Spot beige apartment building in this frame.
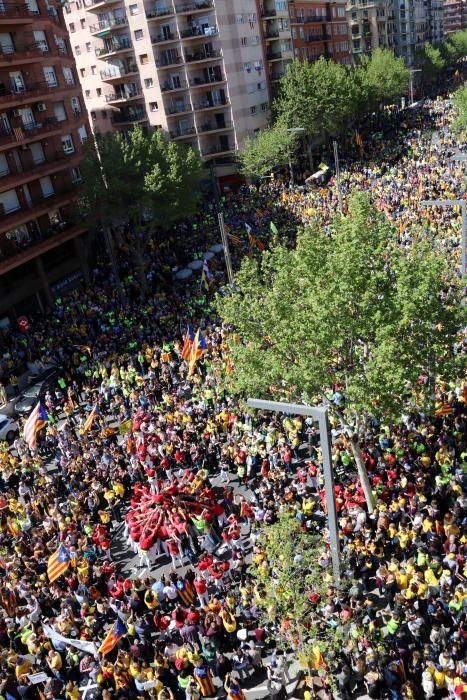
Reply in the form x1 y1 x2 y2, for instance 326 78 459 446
63 0 271 177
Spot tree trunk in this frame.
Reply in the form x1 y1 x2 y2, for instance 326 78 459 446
349 434 375 514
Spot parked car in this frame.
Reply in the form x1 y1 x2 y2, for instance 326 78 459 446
14 368 61 416
0 394 20 418
0 414 18 443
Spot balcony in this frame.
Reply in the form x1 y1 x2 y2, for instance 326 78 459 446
90 16 128 35
201 143 235 158
169 125 196 139
110 110 147 125
0 3 35 23
0 223 87 276
0 150 82 192
175 1 214 14
189 74 225 88
146 6 175 20
165 102 192 115
105 88 143 103
86 0 122 12
95 38 133 58
179 26 218 40
0 185 82 235
193 98 229 111
184 48 221 64
264 30 279 39
155 54 183 67
151 31 178 44
198 120 233 133
267 50 283 60
0 80 76 109
161 79 188 92
0 42 70 65
260 8 277 19
100 66 138 81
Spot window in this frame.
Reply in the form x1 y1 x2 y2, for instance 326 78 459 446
261 102 268 111
74 45 81 55
241 37 247 46
302 47 308 59
338 7 345 16
251 35 259 45
85 89 91 98
244 61 251 72
259 80 266 90
53 101 66 121
91 65 97 75
299 27 304 39
80 68 86 78
139 53 149 64
69 22 75 32
78 125 87 143
129 3 139 14
70 166 82 183
101 110 107 118
43 66 57 87
294 47 299 58
63 66 74 85
40 176 54 198
90 111 96 119
250 105 257 115
134 29 143 40
80 18 86 28
236 14 244 23
71 96 81 114
276 1 287 10
150 101 158 111
96 87 102 96
291 27 296 39
61 134 74 153
144 78 153 88
340 24 348 34
86 42 91 52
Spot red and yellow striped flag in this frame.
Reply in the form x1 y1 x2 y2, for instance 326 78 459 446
47 544 71 583
98 618 127 656
83 404 98 432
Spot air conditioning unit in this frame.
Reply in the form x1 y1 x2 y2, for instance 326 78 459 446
12 109 21 118
36 103 47 112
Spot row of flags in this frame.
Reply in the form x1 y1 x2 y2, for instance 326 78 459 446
23 401 99 449
47 543 127 655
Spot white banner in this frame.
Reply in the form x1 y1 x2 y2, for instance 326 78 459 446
43 624 98 658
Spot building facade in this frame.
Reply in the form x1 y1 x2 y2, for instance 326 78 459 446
0 0 90 320
289 0 351 65
63 0 270 172
443 0 466 34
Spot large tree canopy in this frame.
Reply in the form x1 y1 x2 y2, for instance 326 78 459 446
217 194 462 511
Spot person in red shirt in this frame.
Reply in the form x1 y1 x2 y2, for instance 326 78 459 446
194 575 209 607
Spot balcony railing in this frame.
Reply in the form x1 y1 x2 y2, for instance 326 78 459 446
169 125 196 138
166 103 191 114
260 8 277 17
0 80 73 105
151 31 177 43
95 38 132 56
146 6 175 19
265 30 279 38
201 143 234 156
155 54 183 67
267 50 282 59
189 74 224 87
0 184 81 220
179 25 218 38
105 88 143 102
175 1 213 12
193 98 228 110
100 65 138 80
0 3 35 19
90 16 128 33
184 48 221 63
110 111 147 124
161 79 188 91
198 120 232 133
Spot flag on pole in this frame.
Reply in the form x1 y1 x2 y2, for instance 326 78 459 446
181 325 195 361
245 223 252 234
200 259 213 291
83 404 98 432
355 130 364 156
270 221 278 235
98 618 127 656
47 543 71 583
127 428 135 455
188 329 208 376
23 402 49 450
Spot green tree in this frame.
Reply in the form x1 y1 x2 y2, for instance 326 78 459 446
216 194 461 513
415 42 446 84
453 84 467 137
238 120 299 179
440 30 467 67
361 49 409 109
82 127 203 296
250 513 346 677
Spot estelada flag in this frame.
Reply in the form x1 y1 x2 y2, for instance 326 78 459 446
83 404 98 432
24 402 48 450
193 664 215 697
181 325 195 361
98 617 127 656
127 429 135 455
188 329 208 376
47 543 71 583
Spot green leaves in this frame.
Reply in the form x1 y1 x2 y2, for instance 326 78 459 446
238 120 299 179
361 49 409 110
453 85 467 137
415 43 446 84
216 194 462 428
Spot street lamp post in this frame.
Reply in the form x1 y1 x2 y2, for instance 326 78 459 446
421 199 466 300
333 140 343 213
246 397 341 584
286 127 305 186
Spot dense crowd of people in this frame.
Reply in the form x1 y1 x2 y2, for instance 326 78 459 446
0 93 465 700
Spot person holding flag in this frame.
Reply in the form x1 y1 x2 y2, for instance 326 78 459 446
181 325 196 361
188 329 208 377
82 404 99 433
47 543 71 583
200 259 214 292
23 402 48 450
98 617 127 657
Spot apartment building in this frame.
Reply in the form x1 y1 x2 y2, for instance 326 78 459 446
257 0 293 85
0 0 90 319
289 0 351 65
444 0 467 33
347 0 396 57
63 0 270 173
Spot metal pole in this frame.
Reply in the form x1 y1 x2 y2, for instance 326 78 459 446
409 73 414 105
218 211 234 286
333 140 343 214
246 398 341 584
